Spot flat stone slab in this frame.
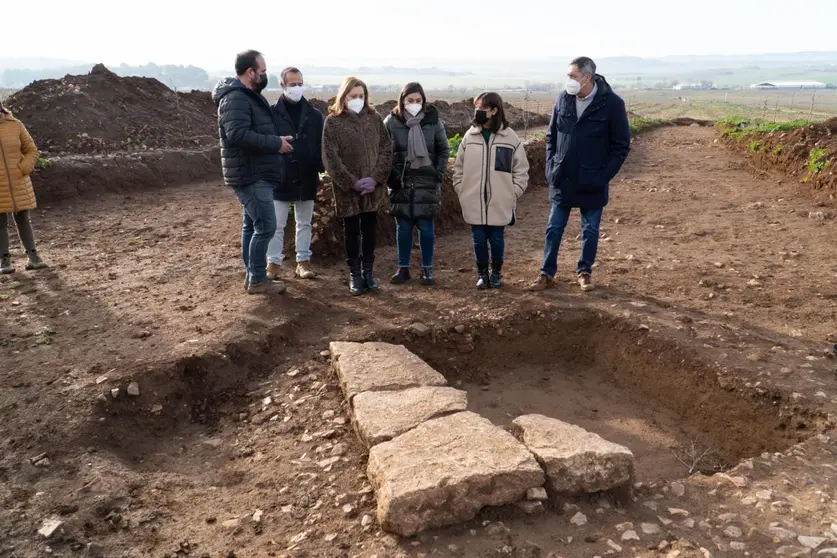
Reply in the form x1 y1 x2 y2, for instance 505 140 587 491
367 411 545 536
353 386 468 447
329 342 447 401
513 414 634 495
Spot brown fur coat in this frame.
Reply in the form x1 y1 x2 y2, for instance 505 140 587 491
322 108 392 218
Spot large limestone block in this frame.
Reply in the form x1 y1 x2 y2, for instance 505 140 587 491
513 414 634 494
353 386 468 447
329 342 447 401
367 411 545 536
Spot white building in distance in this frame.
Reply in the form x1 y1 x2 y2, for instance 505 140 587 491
750 81 827 90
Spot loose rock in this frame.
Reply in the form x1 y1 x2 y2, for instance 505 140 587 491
526 487 548 501
621 530 640 542
798 537 827 550
724 526 743 539
38 517 63 539
407 323 431 337
642 523 661 535
775 546 813 557
570 512 587 526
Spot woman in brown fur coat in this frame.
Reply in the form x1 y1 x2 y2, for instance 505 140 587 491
322 77 392 295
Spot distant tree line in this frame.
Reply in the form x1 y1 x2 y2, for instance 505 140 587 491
1 63 210 89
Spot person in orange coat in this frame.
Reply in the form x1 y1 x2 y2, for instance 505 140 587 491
0 101 48 274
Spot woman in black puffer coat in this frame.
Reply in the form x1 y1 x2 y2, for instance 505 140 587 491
383 82 450 286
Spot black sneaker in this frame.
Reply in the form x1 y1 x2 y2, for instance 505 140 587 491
419 267 434 286
25 251 48 271
0 254 13 275
489 262 504 288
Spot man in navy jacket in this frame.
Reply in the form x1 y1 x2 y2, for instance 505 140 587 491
530 57 631 292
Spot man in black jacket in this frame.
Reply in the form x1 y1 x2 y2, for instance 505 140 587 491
212 50 293 295
265 67 324 281
530 56 631 293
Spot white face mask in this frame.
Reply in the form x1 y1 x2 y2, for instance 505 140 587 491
284 85 305 103
405 103 423 117
347 98 365 114
565 78 583 96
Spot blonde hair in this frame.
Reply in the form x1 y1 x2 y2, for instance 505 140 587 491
330 76 371 116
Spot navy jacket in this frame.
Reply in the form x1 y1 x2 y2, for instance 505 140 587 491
545 75 630 209
212 78 284 188
272 97 325 202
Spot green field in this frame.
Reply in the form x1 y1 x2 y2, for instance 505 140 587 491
620 90 837 122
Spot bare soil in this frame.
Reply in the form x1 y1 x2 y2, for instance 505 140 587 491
723 117 837 197
2 126 837 558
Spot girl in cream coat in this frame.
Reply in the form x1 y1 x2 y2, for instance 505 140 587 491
453 91 529 289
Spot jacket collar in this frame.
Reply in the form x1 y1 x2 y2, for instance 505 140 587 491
466 124 513 137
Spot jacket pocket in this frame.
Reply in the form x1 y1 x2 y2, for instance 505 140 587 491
584 115 608 137
579 164 606 186
494 146 513 173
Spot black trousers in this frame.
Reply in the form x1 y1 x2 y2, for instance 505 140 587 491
343 211 377 264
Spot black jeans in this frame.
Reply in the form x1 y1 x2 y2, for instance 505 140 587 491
0 210 37 255
343 212 377 264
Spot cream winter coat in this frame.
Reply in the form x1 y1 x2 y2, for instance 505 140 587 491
452 125 529 226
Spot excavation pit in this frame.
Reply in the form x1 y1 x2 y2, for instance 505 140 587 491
367 308 820 484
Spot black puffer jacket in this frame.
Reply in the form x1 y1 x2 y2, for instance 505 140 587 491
383 105 449 220
211 78 284 188
272 97 324 202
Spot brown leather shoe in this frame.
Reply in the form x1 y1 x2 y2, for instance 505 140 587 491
266 263 282 280
528 274 555 292
578 272 595 292
248 279 287 295
295 261 316 279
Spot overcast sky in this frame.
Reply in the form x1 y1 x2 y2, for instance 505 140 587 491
3 0 836 70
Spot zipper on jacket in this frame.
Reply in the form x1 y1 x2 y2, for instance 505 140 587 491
483 133 496 224
0 132 17 213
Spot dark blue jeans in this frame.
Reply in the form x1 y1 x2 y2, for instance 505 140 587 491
541 202 603 276
234 180 277 284
396 217 435 268
471 225 505 264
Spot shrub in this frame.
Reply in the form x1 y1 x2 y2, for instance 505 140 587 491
448 134 463 157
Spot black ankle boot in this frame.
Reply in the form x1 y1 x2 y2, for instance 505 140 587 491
390 267 411 284
420 267 434 286
348 260 365 296
476 262 490 290
490 261 503 288
362 257 379 293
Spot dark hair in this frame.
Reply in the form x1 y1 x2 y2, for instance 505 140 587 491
235 50 263 77
281 66 303 84
474 91 508 133
395 82 426 118
570 56 597 76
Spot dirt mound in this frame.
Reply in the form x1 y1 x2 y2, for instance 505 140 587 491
719 119 837 197
5 64 218 155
